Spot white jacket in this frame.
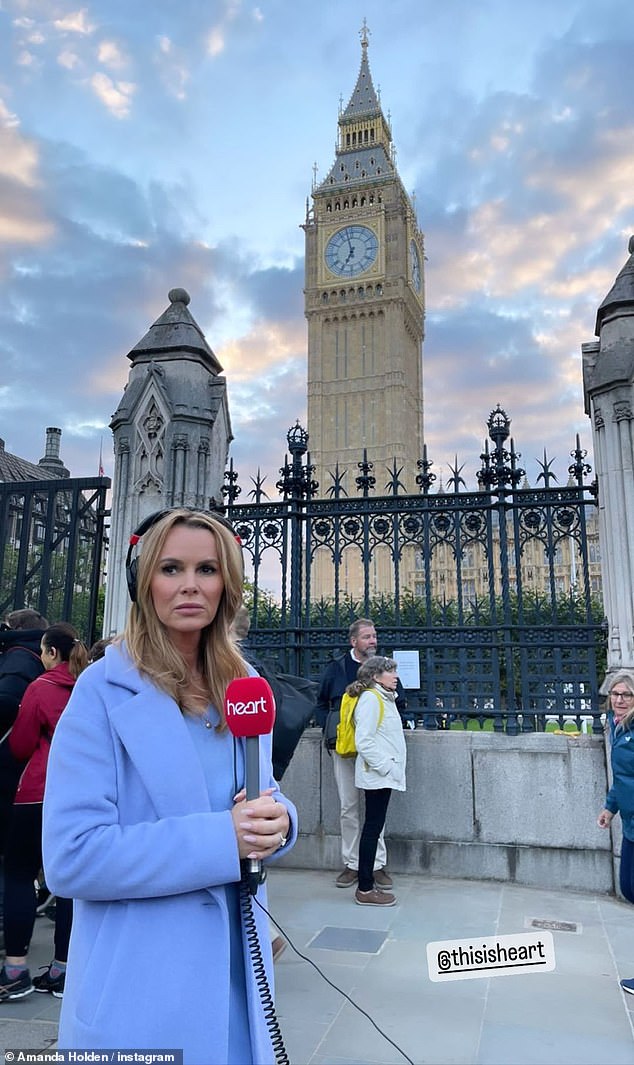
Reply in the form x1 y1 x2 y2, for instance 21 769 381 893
353 684 407 791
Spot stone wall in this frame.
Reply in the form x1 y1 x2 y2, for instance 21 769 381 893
278 729 615 894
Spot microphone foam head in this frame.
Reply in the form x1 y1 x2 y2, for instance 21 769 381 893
224 675 276 738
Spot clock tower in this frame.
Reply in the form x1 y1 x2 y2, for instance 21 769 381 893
304 23 425 492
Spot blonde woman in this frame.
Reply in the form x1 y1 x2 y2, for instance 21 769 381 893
346 655 406 907
43 509 296 1064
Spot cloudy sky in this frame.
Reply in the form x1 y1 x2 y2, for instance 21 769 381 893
1 0 633 495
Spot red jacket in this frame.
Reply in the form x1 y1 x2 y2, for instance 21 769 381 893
10 662 76 804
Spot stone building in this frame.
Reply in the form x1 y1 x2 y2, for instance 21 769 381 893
303 24 424 599
304 23 424 493
0 427 70 485
583 236 634 674
103 288 232 635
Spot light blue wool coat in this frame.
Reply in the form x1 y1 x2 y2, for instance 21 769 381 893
42 644 297 1065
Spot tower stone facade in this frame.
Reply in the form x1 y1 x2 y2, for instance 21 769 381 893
583 236 634 674
103 288 231 635
304 25 425 494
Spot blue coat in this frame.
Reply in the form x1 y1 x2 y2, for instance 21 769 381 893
43 644 297 1064
605 711 634 842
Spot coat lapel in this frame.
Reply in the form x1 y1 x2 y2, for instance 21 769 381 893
104 649 211 818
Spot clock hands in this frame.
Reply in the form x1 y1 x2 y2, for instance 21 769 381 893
325 225 378 277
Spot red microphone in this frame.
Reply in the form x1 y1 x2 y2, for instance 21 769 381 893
224 676 276 893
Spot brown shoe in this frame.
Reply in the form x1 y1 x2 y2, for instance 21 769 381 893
271 936 286 962
373 868 393 888
336 868 358 888
355 888 397 907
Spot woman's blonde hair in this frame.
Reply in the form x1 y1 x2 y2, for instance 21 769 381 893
123 509 247 721
346 655 397 698
607 669 634 732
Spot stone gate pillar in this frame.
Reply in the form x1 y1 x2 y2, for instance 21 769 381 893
103 288 232 635
583 237 634 675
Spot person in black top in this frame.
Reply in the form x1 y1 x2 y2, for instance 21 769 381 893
0 610 50 857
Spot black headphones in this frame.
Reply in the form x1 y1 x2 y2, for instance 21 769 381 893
125 509 240 603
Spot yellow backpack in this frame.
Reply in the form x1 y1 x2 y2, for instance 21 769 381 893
335 690 385 758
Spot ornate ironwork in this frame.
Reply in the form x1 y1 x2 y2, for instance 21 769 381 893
0 476 110 644
225 411 605 735
416 444 436 495
222 457 241 504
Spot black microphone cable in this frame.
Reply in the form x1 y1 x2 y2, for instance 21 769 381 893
255 896 416 1065
230 738 414 1064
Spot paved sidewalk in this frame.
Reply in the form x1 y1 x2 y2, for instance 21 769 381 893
2 870 634 1064
270 870 634 1065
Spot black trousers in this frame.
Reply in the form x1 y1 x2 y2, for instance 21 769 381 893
3 802 72 961
620 836 634 905
358 788 392 892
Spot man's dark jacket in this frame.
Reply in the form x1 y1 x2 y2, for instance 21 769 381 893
315 652 407 731
0 626 46 735
0 625 47 855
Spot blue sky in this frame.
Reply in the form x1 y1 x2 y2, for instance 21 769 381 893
1 0 633 493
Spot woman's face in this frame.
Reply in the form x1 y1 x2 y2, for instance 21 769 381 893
40 638 57 671
150 524 225 649
376 668 398 691
610 682 634 724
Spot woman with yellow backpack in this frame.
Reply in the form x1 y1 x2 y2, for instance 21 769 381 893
342 656 406 907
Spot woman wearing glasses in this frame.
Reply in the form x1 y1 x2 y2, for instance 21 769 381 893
597 669 634 995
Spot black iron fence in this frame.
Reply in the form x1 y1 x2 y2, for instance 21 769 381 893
225 408 606 734
0 476 110 645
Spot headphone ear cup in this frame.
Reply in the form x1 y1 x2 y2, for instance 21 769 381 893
125 510 169 604
126 555 139 603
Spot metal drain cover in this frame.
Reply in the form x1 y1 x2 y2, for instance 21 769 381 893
527 917 580 934
308 925 388 953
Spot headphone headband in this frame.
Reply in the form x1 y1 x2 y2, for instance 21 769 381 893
125 508 240 602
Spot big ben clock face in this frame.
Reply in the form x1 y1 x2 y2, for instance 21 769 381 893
325 225 379 278
410 239 422 293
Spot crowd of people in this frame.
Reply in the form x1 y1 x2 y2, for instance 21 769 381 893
0 509 633 1058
